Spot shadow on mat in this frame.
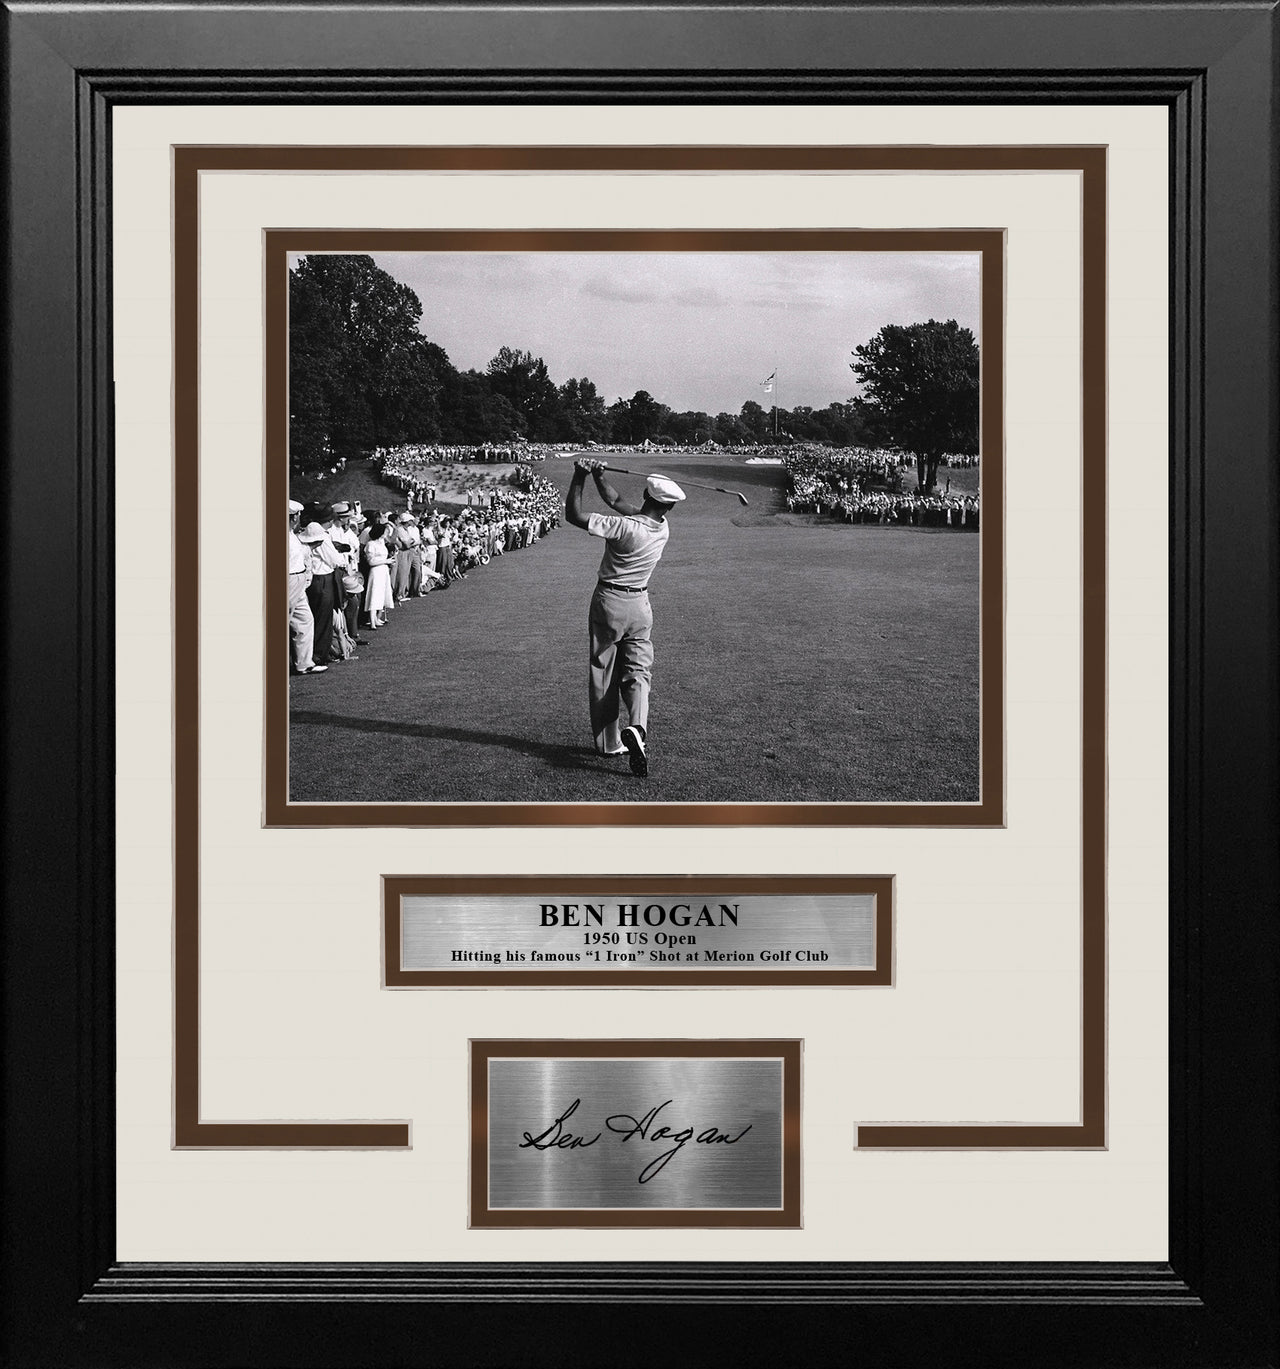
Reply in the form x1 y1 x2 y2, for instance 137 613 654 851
290 710 619 773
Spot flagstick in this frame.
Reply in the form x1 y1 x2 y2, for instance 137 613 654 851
760 368 779 439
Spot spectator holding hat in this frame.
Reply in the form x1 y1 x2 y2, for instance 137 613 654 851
436 518 459 583
419 514 440 586
322 503 353 647
329 502 367 644
565 459 686 777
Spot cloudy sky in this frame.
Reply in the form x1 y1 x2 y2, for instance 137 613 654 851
370 251 980 415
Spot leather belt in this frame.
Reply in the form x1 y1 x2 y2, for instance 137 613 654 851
597 581 648 594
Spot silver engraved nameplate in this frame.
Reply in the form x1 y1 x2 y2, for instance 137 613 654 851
471 1041 801 1228
387 877 892 987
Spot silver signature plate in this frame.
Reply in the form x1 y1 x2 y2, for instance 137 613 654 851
472 1042 801 1226
486 1056 784 1211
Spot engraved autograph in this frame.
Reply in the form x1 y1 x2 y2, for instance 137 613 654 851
519 1098 752 1183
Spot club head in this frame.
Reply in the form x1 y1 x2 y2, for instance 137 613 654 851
736 493 749 506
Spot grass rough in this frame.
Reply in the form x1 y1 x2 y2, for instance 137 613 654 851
289 452 980 804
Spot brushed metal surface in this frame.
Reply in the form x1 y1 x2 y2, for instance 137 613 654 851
402 894 874 972
486 1057 784 1210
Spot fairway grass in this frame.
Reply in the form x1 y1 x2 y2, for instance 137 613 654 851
289 452 980 805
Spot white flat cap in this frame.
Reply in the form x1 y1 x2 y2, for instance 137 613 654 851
645 474 686 503
288 499 304 514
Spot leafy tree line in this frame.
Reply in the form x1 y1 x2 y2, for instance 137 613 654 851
290 255 978 489
849 319 979 493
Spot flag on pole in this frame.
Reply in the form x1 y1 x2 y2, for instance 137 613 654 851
761 369 776 393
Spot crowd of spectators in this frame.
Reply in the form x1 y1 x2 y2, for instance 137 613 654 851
286 472 562 675
783 445 980 529
373 442 556 497
811 489 980 528
376 442 573 510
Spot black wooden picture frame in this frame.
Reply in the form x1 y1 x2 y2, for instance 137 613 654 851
2 3 1277 1366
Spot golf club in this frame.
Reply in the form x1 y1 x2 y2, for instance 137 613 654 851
592 461 750 506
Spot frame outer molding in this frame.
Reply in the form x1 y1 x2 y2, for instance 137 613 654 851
2 3 1277 1367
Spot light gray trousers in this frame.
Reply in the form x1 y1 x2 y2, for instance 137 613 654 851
587 584 653 752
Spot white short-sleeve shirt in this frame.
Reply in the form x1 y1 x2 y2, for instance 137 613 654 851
587 512 670 588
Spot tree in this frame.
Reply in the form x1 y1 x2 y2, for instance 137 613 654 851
556 376 609 442
445 370 527 443
814 401 872 448
849 319 979 492
739 399 770 441
605 397 632 444
664 410 714 445
603 390 670 445
486 346 561 440
289 254 441 475
712 411 748 445
396 339 456 442
626 390 670 443
288 266 345 473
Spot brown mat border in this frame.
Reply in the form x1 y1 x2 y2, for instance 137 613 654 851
172 145 1103 1150
262 215 1004 828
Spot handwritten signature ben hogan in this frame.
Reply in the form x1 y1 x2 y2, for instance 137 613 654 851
519 1097 752 1184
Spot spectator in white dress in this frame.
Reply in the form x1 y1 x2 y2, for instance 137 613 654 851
362 521 395 629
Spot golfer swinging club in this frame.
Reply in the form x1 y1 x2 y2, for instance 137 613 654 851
566 457 686 776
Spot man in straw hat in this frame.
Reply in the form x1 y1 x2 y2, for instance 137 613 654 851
329 502 367 644
565 459 685 777
288 503 327 675
393 511 423 602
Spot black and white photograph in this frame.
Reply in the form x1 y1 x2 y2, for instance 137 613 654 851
282 240 994 808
